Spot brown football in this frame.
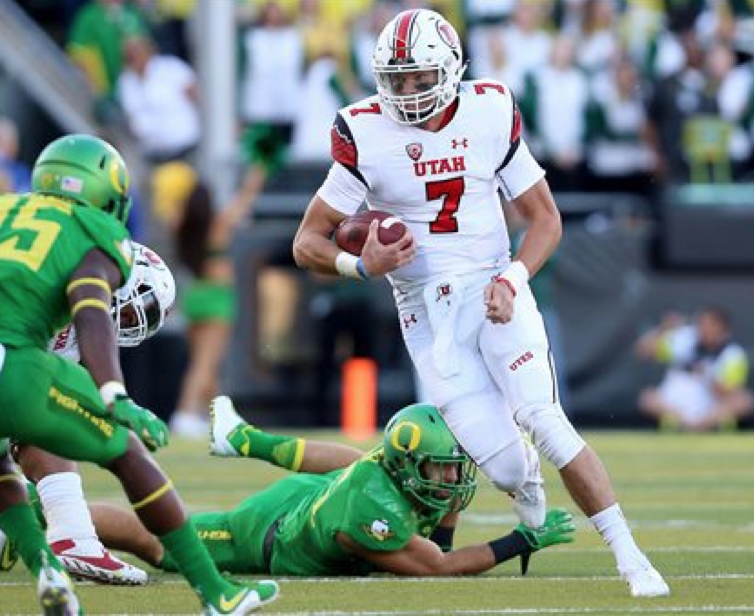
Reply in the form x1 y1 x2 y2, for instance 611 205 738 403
334 210 407 256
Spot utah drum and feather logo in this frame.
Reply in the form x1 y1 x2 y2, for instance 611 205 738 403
406 143 423 161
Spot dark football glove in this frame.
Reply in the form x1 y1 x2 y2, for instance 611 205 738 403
109 395 169 452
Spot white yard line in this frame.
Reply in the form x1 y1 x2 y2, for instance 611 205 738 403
463 513 754 528
7 572 754 587
254 609 754 615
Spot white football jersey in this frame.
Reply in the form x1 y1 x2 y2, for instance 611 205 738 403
318 79 544 287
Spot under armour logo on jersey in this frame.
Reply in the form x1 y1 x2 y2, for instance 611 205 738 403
406 142 423 161
402 313 418 329
451 138 468 149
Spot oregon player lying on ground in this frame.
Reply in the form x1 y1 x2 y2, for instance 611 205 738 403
29 400 575 577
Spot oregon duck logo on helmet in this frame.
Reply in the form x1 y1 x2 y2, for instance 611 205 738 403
31 134 132 225
382 404 477 512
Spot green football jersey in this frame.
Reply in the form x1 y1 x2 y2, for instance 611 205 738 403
270 449 445 575
0 193 133 349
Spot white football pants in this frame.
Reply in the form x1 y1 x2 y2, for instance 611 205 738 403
396 268 584 487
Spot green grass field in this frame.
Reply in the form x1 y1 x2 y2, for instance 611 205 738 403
3 430 753 615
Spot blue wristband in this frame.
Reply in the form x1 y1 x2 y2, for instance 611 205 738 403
356 258 369 280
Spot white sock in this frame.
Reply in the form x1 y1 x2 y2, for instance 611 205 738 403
37 472 103 556
590 503 649 572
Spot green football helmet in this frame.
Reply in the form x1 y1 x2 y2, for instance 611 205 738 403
382 404 477 513
31 134 132 224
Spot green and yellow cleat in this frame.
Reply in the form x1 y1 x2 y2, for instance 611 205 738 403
203 580 280 614
209 396 250 457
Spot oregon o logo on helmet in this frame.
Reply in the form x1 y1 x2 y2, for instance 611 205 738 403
109 160 130 195
436 21 458 49
390 421 422 452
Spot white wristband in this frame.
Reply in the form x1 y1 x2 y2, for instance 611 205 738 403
335 252 367 279
498 260 529 295
99 381 127 406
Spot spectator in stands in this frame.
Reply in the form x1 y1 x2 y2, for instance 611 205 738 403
708 40 754 178
238 1 304 177
66 0 148 121
550 0 589 32
619 0 665 78
572 0 619 78
584 54 659 196
141 0 197 62
291 0 365 162
723 50 754 178
117 33 201 164
469 2 552 92
350 3 395 93
466 19 516 87
290 48 351 162
519 33 589 191
465 0 516 29
0 117 31 194
498 1 553 93
647 27 723 183
151 161 267 438
636 306 754 432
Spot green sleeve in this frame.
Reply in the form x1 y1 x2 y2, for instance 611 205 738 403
337 462 416 552
72 207 133 284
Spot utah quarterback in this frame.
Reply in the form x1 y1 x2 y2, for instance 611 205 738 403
293 8 669 598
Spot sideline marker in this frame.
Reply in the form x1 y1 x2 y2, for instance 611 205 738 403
341 357 377 441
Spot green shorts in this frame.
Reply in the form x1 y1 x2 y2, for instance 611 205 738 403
162 474 322 574
0 346 129 465
180 280 237 324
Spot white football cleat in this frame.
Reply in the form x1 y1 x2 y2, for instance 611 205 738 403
509 437 547 529
51 539 148 586
209 396 247 457
203 580 280 614
621 564 671 597
37 551 80 616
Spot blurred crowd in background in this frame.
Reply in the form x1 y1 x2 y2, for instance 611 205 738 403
2 0 753 432
9 0 754 194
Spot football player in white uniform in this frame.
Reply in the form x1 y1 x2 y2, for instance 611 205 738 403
1 243 175 585
293 8 669 598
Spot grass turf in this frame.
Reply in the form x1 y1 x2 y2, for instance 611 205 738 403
2 430 752 615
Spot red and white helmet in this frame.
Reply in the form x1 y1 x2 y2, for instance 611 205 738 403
113 242 176 347
372 9 465 125
49 243 176 360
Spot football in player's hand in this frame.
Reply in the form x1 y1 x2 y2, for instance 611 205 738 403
334 210 407 256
